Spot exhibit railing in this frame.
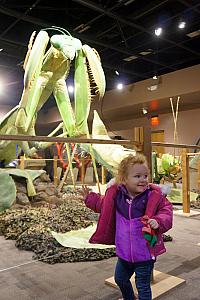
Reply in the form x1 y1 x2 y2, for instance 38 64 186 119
152 142 200 213
0 134 200 213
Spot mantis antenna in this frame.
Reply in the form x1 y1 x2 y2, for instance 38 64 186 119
52 26 72 36
41 26 72 36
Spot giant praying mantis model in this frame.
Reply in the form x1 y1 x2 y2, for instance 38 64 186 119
0 26 105 167
0 26 137 189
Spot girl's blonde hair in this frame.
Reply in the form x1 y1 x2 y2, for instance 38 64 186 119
116 153 148 184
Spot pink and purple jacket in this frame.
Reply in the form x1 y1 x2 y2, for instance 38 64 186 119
85 183 173 263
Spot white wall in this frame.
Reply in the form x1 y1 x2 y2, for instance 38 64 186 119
107 108 200 154
153 109 200 145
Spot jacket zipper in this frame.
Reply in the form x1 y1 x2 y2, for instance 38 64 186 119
128 198 134 262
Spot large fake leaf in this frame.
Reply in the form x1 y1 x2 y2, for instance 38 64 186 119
0 173 16 212
160 154 180 173
81 143 113 173
81 111 135 173
51 225 114 249
168 188 198 204
0 169 45 196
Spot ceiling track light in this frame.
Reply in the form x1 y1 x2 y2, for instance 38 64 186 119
142 108 148 115
147 85 158 91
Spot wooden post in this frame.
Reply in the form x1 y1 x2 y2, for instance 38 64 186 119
134 123 152 181
143 120 152 181
81 157 85 184
19 156 25 170
53 156 58 186
101 166 106 185
181 149 190 213
134 127 144 152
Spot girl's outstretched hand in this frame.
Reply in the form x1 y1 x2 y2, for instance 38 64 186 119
81 184 90 200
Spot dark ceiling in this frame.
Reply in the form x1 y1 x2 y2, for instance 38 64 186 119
0 0 200 110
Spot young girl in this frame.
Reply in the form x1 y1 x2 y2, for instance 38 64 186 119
82 154 173 300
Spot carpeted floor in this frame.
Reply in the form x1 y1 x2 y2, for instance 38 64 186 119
0 208 200 300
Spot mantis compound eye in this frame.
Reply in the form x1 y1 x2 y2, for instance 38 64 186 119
50 35 82 61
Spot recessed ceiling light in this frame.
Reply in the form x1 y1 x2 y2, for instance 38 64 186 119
178 21 186 29
117 83 123 90
67 85 74 93
154 27 162 36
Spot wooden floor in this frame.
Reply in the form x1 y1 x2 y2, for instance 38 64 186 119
105 270 185 299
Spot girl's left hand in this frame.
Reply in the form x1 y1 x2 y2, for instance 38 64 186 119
147 218 159 229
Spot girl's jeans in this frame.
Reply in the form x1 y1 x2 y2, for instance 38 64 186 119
114 257 154 300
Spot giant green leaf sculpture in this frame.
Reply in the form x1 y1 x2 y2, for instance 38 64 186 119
0 169 45 196
51 225 114 249
0 173 16 212
0 169 46 212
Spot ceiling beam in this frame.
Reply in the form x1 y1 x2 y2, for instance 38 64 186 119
177 0 200 14
0 5 176 70
0 0 42 38
0 7 175 77
73 0 200 57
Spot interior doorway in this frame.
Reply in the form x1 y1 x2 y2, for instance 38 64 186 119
151 130 165 156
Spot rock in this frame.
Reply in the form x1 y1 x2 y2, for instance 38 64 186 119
16 193 30 206
35 183 48 192
39 173 51 182
33 191 48 202
33 173 51 185
16 182 27 194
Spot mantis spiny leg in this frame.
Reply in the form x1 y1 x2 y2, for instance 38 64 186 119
65 142 76 190
58 144 78 193
86 130 101 194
